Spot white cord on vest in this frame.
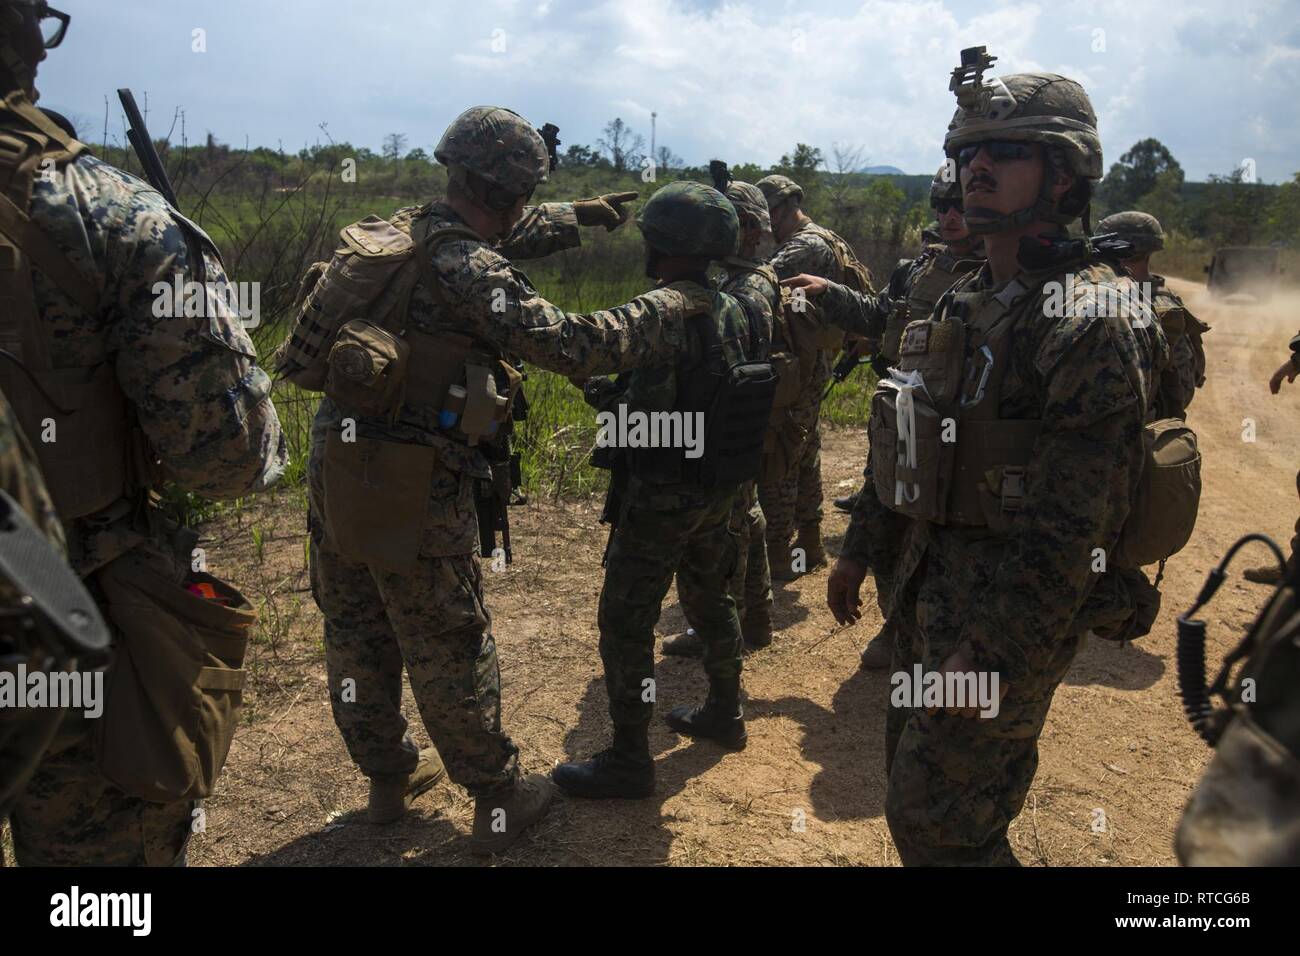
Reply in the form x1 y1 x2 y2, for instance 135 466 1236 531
884 369 927 506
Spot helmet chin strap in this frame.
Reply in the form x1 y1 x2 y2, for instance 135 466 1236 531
961 163 1075 236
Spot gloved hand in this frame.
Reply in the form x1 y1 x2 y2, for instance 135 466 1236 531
574 192 640 231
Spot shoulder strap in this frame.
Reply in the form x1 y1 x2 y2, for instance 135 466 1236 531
0 189 99 314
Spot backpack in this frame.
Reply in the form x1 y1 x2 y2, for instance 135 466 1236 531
1175 534 1300 865
272 212 477 393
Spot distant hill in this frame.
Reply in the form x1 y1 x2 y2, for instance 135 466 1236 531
863 165 906 175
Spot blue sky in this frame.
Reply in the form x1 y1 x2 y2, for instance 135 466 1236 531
34 0 1300 183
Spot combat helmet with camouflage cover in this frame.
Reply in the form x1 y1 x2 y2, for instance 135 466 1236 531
1098 211 1165 254
435 106 549 203
636 181 738 259
755 174 803 211
930 162 961 206
943 46 1102 234
724 181 771 235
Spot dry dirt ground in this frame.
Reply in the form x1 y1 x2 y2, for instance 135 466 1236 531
188 277 1298 867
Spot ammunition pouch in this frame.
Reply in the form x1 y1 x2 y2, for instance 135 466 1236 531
324 318 410 418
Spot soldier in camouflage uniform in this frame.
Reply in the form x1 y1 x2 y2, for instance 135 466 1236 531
554 182 766 799
0 0 286 864
664 179 777 658
821 51 1168 864
304 115 731 848
0 386 108 830
1099 211 1209 421
829 164 985 669
1244 338 1300 585
756 174 871 581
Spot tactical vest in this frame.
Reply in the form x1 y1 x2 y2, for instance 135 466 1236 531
881 246 984 364
870 264 1200 569
276 209 520 446
0 91 141 524
869 274 1045 532
718 256 777 361
624 286 774 488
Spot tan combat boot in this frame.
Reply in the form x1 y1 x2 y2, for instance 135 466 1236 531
471 773 555 856
367 747 446 824
859 621 894 670
769 540 799 581
795 524 828 572
742 604 773 650
662 626 703 658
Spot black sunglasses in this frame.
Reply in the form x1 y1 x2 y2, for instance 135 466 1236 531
37 3 70 49
956 141 1036 167
932 198 963 215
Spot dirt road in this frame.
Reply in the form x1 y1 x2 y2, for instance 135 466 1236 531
191 277 1299 866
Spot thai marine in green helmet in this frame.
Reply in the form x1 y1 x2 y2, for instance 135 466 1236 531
636 181 739 259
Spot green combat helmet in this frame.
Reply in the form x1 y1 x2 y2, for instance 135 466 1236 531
755 174 803 211
434 106 549 201
943 46 1102 234
1098 211 1165 255
724 181 771 235
636 181 739 259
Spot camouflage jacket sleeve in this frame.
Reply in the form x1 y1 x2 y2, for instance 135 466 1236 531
496 202 580 260
435 237 705 379
67 160 288 499
819 280 895 340
956 299 1152 682
769 228 839 281
841 446 911 581
0 390 64 553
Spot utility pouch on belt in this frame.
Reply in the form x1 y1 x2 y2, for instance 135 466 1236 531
93 551 254 803
325 318 410 418
322 429 438 574
1113 417 1201 568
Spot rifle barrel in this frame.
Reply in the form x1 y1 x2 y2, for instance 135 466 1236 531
117 89 179 208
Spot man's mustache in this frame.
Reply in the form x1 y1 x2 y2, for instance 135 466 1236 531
966 175 998 192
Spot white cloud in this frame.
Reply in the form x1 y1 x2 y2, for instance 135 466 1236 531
35 0 1300 182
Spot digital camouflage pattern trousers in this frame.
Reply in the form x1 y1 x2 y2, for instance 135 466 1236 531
758 398 825 563
732 481 773 621
678 480 771 625
883 572 1082 866
7 712 194 866
600 480 744 727
309 521 519 798
7 542 195 866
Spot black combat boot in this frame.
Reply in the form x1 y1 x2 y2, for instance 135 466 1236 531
551 722 654 799
833 492 858 513
665 676 747 750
